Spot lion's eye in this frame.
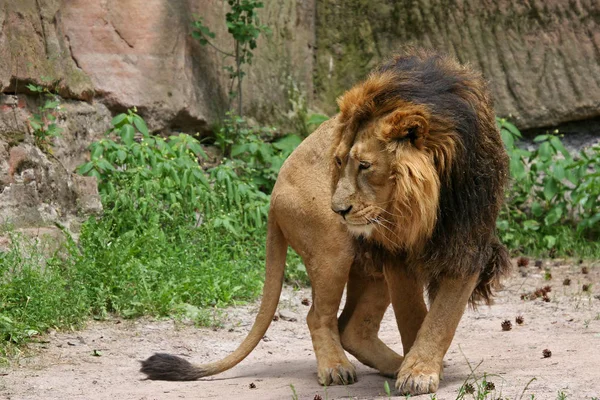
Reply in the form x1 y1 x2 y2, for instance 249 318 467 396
335 157 342 167
359 161 371 170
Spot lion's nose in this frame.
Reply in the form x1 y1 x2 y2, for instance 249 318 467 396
332 205 352 217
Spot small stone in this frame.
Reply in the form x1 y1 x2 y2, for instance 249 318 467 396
249 382 256 389
542 349 552 358
563 278 571 286
301 298 311 306
278 309 299 322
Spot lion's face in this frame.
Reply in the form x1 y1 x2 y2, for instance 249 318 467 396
331 102 449 252
331 121 394 238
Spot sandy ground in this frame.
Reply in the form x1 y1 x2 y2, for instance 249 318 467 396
1 259 599 400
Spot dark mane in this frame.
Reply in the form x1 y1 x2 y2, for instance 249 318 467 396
340 48 511 304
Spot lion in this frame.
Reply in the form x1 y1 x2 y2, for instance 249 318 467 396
140 48 511 395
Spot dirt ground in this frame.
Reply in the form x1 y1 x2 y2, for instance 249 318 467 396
1 258 599 400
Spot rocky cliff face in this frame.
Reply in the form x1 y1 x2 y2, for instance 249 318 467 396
0 0 314 232
315 0 600 129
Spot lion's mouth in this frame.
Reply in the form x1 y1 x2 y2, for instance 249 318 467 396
343 220 374 237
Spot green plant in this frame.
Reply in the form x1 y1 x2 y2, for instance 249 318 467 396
496 117 600 256
0 231 88 349
289 383 298 400
556 391 567 400
192 0 271 115
78 108 213 233
26 82 62 151
383 380 392 398
215 112 302 192
284 75 330 136
77 109 275 236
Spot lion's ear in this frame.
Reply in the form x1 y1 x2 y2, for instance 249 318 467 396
379 109 430 150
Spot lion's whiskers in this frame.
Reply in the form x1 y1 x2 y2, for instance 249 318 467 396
368 216 404 248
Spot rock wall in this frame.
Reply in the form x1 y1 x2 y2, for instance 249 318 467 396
315 0 600 129
0 0 315 231
0 94 104 232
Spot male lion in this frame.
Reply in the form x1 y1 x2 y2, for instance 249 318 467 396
140 49 510 395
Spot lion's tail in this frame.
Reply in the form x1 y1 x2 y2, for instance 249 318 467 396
140 216 288 381
470 236 511 306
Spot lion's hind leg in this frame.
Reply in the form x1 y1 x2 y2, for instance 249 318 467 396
304 250 357 386
339 265 404 378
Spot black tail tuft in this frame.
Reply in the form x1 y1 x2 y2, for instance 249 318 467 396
140 353 203 381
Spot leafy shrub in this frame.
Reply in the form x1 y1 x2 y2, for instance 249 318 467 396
78 109 273 236
215 113 302 192
497 118 600 255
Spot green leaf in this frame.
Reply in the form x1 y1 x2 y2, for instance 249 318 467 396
189 142 208 159
538 142 552 160
29 120 42 131
117 149 127 162
111 113 128 128
26 84 43 92
544 235 557 249
502 121 522 138
77 162 94 175
89 169 101 180
501 129 514 149
509 156 526 179
523 220 540 231
543 178 558 201
552 163 566 181
533 134 549 143
544 206 562 225
496 219 509 231
121 124 135 145
133 115 149 136
43 100 60 109
531 202 543 217
231 143 248 157
550 136 571 159
91 144 104 159
273 134 302 153
384 381 391 396
47 124 62 136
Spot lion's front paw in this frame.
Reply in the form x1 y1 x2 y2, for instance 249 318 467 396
395 362 440 395
318 362 357 386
